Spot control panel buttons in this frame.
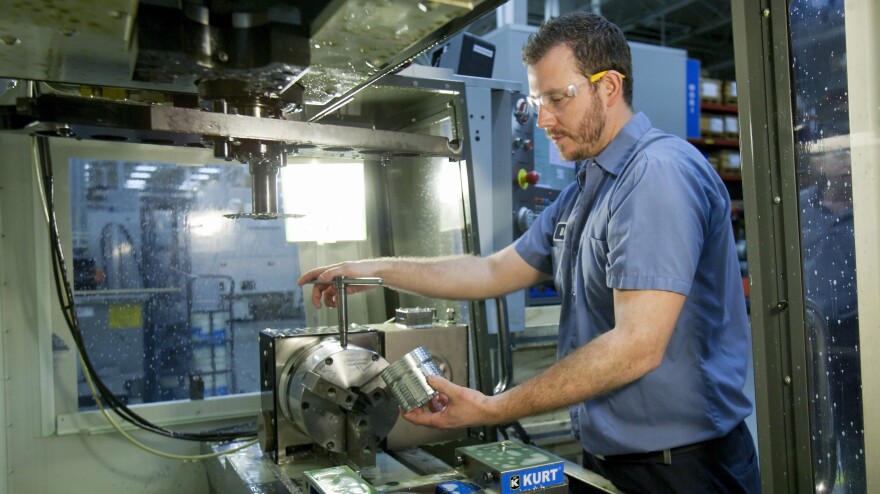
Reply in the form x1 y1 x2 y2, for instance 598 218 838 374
516 206 538 233
513 98 531 125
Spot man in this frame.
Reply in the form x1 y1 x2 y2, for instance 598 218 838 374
298 12 759 493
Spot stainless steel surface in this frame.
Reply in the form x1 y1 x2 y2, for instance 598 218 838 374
0 0 490 225
395 307 435 328
259 327 387 465
282 339 396 463
204 439 624 494
262 324 474 468
203 441 424 494
0 1 505 101
304 0 505 121
375 322 469 449
493 296 512 395
304 465 376 494
330 277 384 348
381 346 443 413
3 94 463 159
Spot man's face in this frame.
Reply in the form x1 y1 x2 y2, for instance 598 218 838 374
527 45 607 161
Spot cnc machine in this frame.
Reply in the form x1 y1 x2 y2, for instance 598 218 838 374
0 2 615 492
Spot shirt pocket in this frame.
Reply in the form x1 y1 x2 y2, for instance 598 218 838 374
585 236 614 310
587 235 609 269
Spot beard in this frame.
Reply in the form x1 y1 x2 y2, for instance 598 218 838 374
548 91 606 162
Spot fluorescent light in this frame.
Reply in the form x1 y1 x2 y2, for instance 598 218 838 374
191 173 211 180
134 164 158 172
280 162 366 243
197 167 220 174
436 160 465 232
130 172 152 179
124 179 146 189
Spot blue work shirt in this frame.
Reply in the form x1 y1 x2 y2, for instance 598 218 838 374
514 113 752 455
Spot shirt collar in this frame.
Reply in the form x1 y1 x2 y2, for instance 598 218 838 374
593 112 652 176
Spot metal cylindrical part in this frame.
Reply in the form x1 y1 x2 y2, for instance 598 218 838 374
250 161 279 215
381 346 443 413
335 276 348 348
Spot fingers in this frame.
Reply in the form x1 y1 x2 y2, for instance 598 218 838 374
427 394 448 413
403 406 442 428
297 265 334 286
426 375 454 394
299 264 345 309
401 376 459 429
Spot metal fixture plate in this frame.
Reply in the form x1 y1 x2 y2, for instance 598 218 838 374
3 94 462 159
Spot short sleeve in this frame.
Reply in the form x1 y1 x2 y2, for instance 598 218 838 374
605 152 710 295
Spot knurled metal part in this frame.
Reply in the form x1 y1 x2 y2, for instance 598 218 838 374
380 346 443 413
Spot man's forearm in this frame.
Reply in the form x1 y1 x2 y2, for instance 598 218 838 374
370 255 510 300
316 246 547 301
486 327 667 424
484 331 630 423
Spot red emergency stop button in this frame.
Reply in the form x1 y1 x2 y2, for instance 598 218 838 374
517 169 540 189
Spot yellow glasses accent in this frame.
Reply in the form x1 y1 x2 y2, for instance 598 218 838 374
526 70 625 114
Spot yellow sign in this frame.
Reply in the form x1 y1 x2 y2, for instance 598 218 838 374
108 303 143 329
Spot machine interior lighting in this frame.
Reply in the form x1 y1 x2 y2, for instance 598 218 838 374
134 164 158 172
129 171 152 179
281 161 366 243
190 211 225 237
124 179 146 190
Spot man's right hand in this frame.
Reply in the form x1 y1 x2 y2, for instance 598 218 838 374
296 260 383 309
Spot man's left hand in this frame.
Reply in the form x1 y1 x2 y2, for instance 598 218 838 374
402 375 499 429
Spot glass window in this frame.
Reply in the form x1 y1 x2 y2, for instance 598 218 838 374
790 0 866 491
70 160 307 407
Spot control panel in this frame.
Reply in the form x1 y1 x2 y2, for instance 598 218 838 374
508 95 560 306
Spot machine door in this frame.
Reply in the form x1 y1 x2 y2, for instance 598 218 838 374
736 0 877 492
790 2 864 491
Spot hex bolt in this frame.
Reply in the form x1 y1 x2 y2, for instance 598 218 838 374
325 357 333 366
784 376 792 385
762 8 770 17
773 196 781 204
